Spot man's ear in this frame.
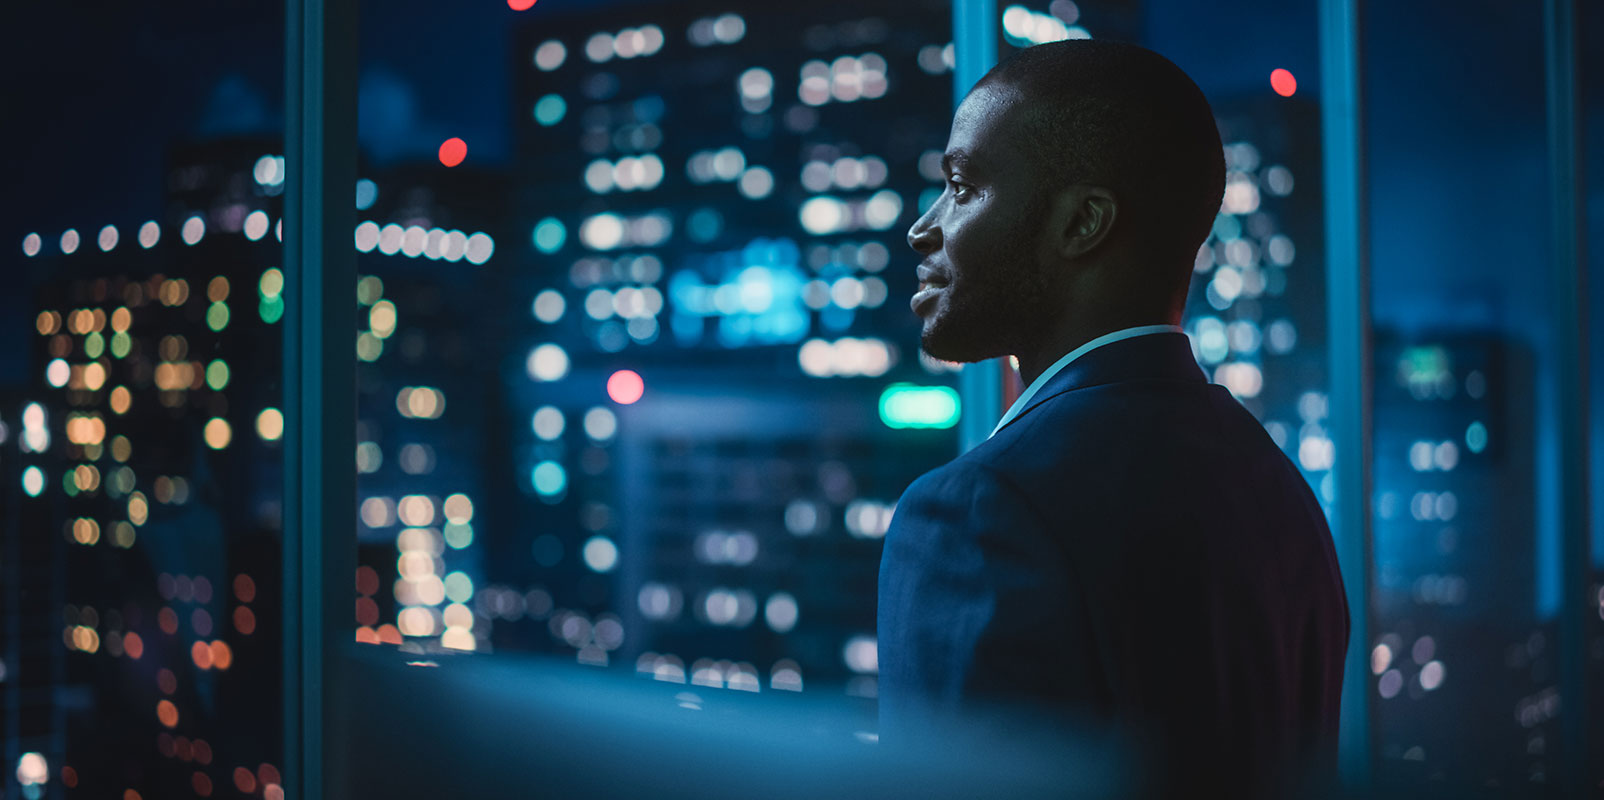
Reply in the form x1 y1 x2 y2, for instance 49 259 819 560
1048 185 1117 259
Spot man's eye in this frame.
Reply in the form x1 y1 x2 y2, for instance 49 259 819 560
949 180 973 200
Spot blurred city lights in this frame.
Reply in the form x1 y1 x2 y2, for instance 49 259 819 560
878 384 960 429
1271 68 1297 97
438 137 468 168
606 369 644 404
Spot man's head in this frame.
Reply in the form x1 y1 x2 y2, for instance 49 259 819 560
907 40 1224 364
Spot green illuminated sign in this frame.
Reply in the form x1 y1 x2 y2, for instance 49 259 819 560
879 383 960 429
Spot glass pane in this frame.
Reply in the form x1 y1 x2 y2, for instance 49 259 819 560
352 0 953 705
1141 1 1332 517
1365 3 1561 790
3 5 284 799
1584 0 1604 786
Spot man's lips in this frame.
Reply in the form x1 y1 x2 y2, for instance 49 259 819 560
915 264 950 287
911 264 950 315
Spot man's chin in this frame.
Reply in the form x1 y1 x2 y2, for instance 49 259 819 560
919 322 1008 365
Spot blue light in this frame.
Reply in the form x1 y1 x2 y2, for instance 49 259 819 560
355 179 378 210
532 217 566 253
533 94 567 126
532 460 567 497
668 238 809 349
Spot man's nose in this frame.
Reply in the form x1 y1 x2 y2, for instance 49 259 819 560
907 210 940 256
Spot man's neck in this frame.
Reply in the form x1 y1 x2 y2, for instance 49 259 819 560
1014 313 1180 387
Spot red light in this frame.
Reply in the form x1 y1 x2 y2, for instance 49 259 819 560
508 0 537 8
607 370 645 405
438 138 468 168
1270 68 1296 97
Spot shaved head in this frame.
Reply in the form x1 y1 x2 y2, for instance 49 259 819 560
978 40 1225 301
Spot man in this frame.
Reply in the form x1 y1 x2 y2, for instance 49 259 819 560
877 40 1348 795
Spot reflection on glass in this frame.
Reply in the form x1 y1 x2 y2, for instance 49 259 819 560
353 0 956 704
1365 2 1566 790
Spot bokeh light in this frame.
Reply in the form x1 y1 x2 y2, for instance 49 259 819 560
1271 68 1297 97
606 370 644 404
438 137 468 167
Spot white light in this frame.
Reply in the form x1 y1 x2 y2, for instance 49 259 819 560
585 159 615 193
640 286 663 314
864 190 903 229
378 223 403 255
254 154 284 186
580 213 625 250
60 229 80 254
1214 362 1263 399
243 210 270 241
1003 6 1033 39
46 359 69 388
862 276 888 308
1267 234 1295 266
98 225 119 251
801 161 833 192
16 752 48 787
842 635 878 674
583 407 617 440
1222 176 1261 215
532 289 566 323
583 536 619 572
585 288 615 320
443 230 468 261
738 67 773 99
639 154 664 190
861 156 888 188
534 40 567 71
1212 266 1243 303
638 583 680 620
22 233 41 256
614 27 646 58
712 13 745 43
585 32 615 63
633 213 672 246
711 148 746 181
639 24 664 54
799 196 847 235
354 221 380 252
465 232 494 265
401 226 426 258
799 339 833 377
181 215 206 245
1265 165 1294 196
831 277 864 310
613 157 644 190
614 287 646 318
21 467 44 497
138 221 161 248
532 405 565 440
1420 660 1445 691
526 344 570 382
738 167 773 199
424 228 446 260
765 593 799 633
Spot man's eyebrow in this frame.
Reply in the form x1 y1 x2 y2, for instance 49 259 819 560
940 150 974 176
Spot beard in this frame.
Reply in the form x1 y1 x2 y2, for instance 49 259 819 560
918 204 1056 364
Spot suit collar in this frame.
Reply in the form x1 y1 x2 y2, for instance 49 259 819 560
995 332 1206 435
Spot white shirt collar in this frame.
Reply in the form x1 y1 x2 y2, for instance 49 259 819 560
988 324 1184 438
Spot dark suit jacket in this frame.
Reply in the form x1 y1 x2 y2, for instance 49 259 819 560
877 332 1348 795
